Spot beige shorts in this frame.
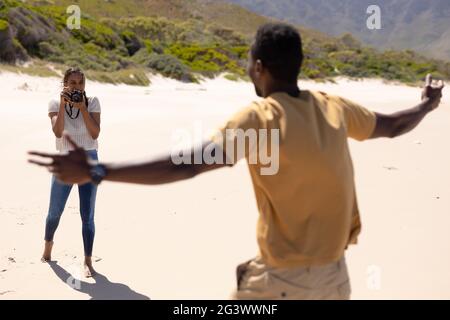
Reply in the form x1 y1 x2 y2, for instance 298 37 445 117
230 256 351 300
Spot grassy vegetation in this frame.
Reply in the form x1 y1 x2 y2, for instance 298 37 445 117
86 68 151 86
301 35 450 84
0 18 8 30
0 0 449 86
26 0 270 37
0 60 62 78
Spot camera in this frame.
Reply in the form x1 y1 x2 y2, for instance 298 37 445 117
70 90 84 103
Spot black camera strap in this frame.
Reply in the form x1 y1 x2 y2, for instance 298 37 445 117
64 92 89 119
84 92 89 109
65 102 80 119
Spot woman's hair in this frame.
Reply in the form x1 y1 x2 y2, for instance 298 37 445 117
62 67 85 87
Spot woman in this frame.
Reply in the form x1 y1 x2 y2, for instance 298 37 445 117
42 67 101 277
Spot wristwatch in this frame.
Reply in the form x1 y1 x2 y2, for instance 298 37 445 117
90 163 107 185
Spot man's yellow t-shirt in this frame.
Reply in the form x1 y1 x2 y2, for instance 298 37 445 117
212 90 377 268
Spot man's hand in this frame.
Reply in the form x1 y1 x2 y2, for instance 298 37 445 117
422 74 445 111
371 73 445 139
28 134 92 185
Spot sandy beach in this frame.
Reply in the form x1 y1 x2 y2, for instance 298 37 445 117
0 71 449 299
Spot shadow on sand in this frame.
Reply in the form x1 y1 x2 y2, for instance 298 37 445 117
48 261 151 300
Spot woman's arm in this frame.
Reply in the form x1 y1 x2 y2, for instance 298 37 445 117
72 96 101 140
80 110 101 140
49 102 66 138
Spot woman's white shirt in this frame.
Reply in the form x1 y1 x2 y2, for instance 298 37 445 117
48 97 101 152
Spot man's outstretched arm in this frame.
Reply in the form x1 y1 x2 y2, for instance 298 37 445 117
28 137 231 185
103 143 230 185
370 74 445 139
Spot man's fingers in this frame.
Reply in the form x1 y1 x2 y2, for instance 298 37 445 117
28 159 62 175
426 74 433 87
28 159 53 167
437 80 445 89
28 151 60 159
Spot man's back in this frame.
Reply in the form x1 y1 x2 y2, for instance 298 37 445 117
214 90 377 268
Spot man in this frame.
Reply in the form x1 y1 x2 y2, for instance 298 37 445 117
29 23 445 300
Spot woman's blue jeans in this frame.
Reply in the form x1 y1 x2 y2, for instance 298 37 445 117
44 150 98 257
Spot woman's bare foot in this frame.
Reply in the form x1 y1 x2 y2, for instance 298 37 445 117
41 241 54 262
84 257 96 278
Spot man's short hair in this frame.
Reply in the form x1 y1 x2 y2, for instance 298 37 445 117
251 23 304 82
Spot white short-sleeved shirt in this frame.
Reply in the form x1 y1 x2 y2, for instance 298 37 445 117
48 97 101 152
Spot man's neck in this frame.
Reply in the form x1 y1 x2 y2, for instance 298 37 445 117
264 82 300 98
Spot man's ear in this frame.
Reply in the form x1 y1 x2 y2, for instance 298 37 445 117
255 59 264 75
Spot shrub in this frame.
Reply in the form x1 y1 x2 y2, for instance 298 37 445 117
147 53 196 82
0 18 8 31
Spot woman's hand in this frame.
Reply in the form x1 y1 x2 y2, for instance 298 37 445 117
71 93 88 112
60 87 72 106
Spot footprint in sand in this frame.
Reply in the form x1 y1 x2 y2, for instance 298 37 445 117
8 257 16 263
16 83 31 91
383 166 399 171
